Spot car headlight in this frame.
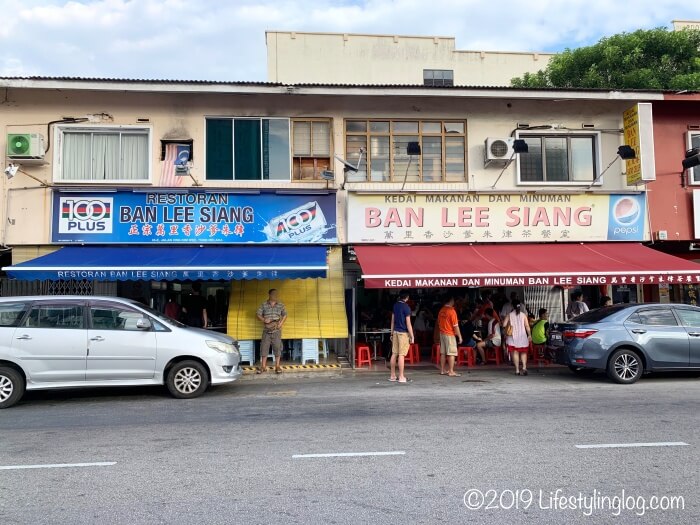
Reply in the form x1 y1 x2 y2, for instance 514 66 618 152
206 340 237 354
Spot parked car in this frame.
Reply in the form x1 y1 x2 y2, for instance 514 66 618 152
0 296 242 408
551 303 700 384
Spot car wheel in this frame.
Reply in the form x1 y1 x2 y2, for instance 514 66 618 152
166 360 209 399
568 365 595 375
607 349 642 384
0 366 25 409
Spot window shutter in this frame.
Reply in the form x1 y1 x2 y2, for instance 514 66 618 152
293 121 311 156
311 122 330 156
205 119 233 180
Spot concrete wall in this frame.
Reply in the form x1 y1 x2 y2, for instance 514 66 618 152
266 31 553 86
1 85 644 247
647 100 700 241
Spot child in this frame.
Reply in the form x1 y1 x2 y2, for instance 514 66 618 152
531 308 549 347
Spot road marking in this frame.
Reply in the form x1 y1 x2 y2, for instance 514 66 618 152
293 451 406 459
0 461 116 471
575 442 689 449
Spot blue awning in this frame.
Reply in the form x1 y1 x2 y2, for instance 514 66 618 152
2 246 328 281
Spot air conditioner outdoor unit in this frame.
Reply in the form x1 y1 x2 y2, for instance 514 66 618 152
6 133 46 164
484 137 515 167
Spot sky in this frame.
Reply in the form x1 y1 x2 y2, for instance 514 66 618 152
0 0 699 81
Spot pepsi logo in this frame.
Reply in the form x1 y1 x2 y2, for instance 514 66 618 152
613 197 640 226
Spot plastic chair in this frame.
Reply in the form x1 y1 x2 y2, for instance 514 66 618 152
355 344 372 368
457 346 475 367
405 343 420 364
237 340 255 366
301 338 320 365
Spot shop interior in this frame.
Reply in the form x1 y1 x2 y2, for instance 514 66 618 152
354 284 615 368
116 270 349 369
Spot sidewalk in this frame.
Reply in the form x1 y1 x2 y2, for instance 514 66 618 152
238 361 567 381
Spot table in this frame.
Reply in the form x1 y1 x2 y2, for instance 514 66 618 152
357 330 392 360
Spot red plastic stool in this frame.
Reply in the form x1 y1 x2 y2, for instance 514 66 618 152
405 343 420 364
532 344 549 366
485 344 502 365
431 343 441 364
355 344 372 368
457 346 475 367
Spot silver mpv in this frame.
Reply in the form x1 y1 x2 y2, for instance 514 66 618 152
0 296 242 408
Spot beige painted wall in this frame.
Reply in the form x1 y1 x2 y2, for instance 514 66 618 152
266 31 553 86
1 85 644 247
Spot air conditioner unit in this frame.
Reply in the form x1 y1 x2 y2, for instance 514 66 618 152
484 137 515 167
6 133 46 164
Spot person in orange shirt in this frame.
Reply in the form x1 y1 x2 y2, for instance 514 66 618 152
437 296 463 377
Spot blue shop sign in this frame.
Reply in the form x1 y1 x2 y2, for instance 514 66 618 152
51 190 337 244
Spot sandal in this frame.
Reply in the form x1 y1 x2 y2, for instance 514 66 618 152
256 367 265 374
521 369 528 376
388 377 398 382
275 368 282 374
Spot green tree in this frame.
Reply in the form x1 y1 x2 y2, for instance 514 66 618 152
511 28 700 90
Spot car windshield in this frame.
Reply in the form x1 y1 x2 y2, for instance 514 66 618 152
569 304 631 323
132 302 187 328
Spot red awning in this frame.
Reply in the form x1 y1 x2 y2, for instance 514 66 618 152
354 243 700 288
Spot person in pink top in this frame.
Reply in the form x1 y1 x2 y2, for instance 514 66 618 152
503 300 532 376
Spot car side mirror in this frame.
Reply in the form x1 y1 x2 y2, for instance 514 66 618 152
136 318 152 330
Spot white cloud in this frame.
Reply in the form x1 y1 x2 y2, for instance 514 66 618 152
0 0 698 80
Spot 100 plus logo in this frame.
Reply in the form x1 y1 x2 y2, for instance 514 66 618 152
58 198 113 234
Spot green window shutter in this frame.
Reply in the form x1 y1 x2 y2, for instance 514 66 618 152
206 119 233 180
234 119 262 180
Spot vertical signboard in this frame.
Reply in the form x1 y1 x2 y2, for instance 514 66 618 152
623 103 656 185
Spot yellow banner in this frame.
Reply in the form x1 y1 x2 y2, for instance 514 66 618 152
623 104 643 185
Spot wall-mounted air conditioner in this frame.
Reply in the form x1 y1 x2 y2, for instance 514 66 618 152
484 137 515 167
6 133 46 164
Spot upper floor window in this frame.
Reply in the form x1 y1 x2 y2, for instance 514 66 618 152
688 132 700 184
345 120 466 183
423 69 454 87
517 132 599 184
205 118 290 181
291 119 332 180
57 126 151 183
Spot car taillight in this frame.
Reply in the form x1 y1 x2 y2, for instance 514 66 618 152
563 329 598 339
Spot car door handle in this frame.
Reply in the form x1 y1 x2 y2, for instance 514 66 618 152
16 334 32 340
90 336 105 342
689 332 700 337
630 329 647 334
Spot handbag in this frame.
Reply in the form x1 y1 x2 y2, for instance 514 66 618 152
505 323 513 337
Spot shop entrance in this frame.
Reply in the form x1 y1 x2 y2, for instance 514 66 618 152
116 281 231 332
355 284 567 368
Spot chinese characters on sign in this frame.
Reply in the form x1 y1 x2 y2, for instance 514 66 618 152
53 191 338 244
368 274 700 289
347 193 648 244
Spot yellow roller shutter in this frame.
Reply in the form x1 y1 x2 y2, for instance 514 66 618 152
227 246 348 340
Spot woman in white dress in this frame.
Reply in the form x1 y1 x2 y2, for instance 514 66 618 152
503 300 532 376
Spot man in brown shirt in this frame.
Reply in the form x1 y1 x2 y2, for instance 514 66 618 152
256 289 287 374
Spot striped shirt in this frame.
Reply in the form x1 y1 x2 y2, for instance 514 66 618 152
257 301 287 333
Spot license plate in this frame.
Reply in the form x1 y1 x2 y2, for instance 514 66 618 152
551 333 562 342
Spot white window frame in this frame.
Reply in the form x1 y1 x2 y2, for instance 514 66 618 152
203 116 292 182
53 124 153 184
515 130 602 186
686 131 700 185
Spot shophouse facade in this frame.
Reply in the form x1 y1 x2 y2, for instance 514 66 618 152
3 77 700 363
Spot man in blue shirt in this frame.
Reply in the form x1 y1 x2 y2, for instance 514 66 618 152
389 290 414 383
